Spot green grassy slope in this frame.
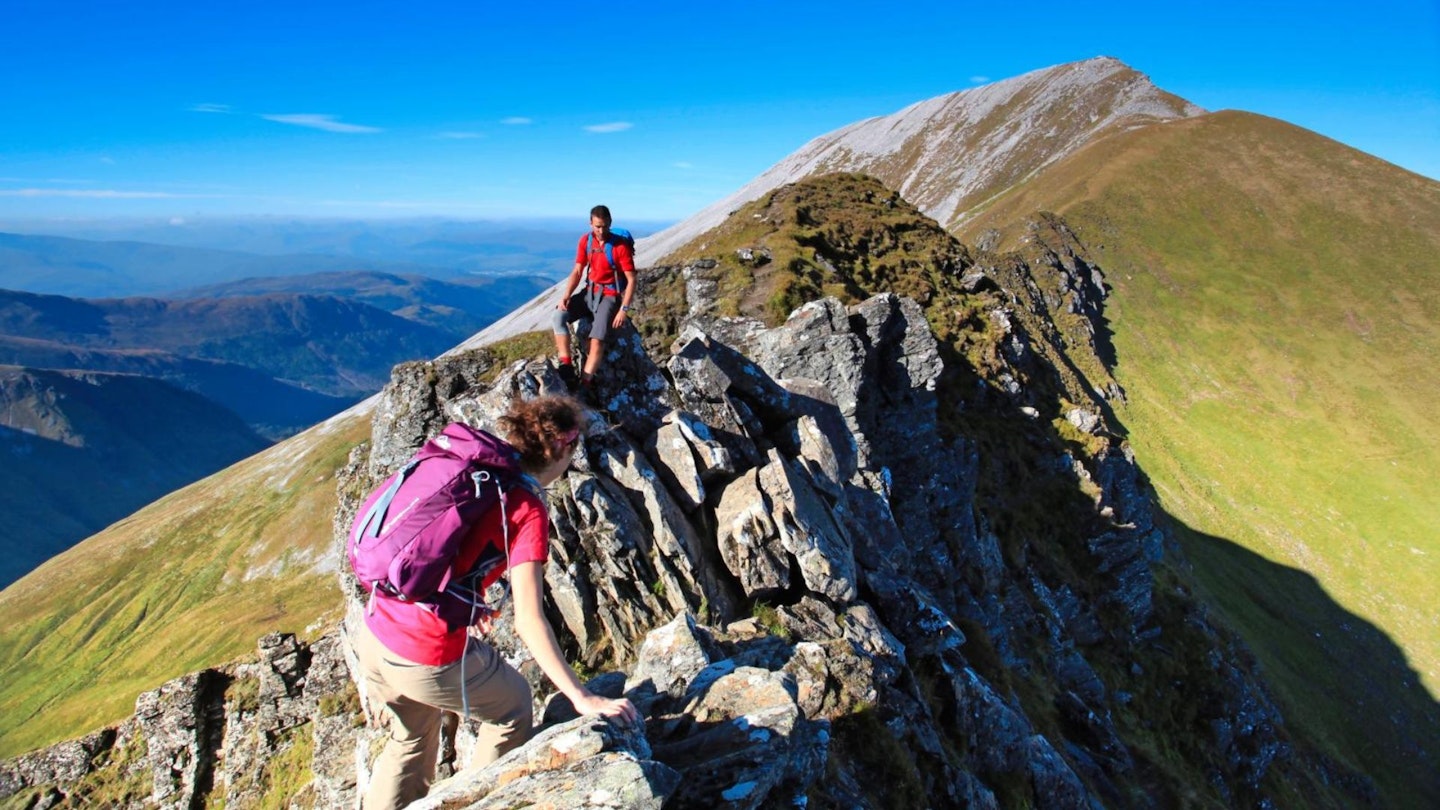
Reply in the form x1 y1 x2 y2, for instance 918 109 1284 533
959 110 1440 803
0 411 369 758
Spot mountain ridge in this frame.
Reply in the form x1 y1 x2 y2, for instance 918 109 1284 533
0 172 1383 806
467 56 1202 345
640 56 1203 263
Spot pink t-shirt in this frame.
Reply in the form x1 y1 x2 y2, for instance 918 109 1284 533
364 488 550 665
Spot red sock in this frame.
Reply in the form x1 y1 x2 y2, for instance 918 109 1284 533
559 356 572 365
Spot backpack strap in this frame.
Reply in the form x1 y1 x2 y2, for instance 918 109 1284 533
355 460 419 544
584 233 616 269
583 232 624 297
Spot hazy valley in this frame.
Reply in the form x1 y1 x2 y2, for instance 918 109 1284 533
0 229 568 587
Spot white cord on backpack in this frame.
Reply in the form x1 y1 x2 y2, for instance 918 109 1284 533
460 476 511 722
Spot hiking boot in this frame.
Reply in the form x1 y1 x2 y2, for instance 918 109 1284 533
557 363 579 389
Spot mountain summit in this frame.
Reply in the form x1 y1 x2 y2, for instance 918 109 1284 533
642 56 1202 261
468 57 1201 344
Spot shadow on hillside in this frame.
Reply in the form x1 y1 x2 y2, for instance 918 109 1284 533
1168 516 1440 805
0 430 130 588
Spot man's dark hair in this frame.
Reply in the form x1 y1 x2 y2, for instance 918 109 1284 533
590 204 612 225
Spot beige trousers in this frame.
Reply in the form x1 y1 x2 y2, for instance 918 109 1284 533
352 620 534 810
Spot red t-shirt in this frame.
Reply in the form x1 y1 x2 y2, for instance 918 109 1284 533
575 233 635 291
364 488 550 665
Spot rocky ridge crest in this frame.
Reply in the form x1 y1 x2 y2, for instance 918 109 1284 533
2 289 1327 809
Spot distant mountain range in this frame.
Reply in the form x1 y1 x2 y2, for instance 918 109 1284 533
0 246 557 589
0 335 352 436
0 287 459 398
0 231 453 298
0 283 451 586
172 270 554 339
0 217 671 287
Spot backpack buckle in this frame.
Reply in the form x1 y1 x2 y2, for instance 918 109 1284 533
472 470 492 497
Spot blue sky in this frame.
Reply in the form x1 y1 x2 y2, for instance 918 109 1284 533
2 0 1436 223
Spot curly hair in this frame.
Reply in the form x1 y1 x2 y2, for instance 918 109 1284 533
497 395 587 473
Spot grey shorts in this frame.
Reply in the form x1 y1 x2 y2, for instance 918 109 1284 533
552 286 621 342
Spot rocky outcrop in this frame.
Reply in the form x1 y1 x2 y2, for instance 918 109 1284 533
323 265 1296 806
0 630 365 809
3 252 1327 807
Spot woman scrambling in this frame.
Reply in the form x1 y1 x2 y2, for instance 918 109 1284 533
350 395 638 810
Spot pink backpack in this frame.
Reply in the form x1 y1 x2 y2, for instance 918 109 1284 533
347 423 525 628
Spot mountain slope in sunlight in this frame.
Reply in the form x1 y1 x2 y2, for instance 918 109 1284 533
957 108 1440 805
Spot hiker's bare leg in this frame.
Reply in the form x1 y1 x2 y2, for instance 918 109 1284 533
583 338 604 377
553 331 571 361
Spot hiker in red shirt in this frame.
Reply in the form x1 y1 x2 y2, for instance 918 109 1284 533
351 396 638 810
552 204 636 397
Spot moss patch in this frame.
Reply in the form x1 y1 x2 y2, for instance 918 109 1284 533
822 706 928 810
256 724 316 809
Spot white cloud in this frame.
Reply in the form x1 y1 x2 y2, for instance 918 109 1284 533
970 75 990 84
99 157 115 165
190 103 233 113
673 161 694 169
584 122 633 134
437 131 483 139
260 114 383 133
0 189 217 199
500 117 532 125
169 217 186 225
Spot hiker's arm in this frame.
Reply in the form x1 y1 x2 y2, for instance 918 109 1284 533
612 269 637 328
557 264 583 309
510 561 639 722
